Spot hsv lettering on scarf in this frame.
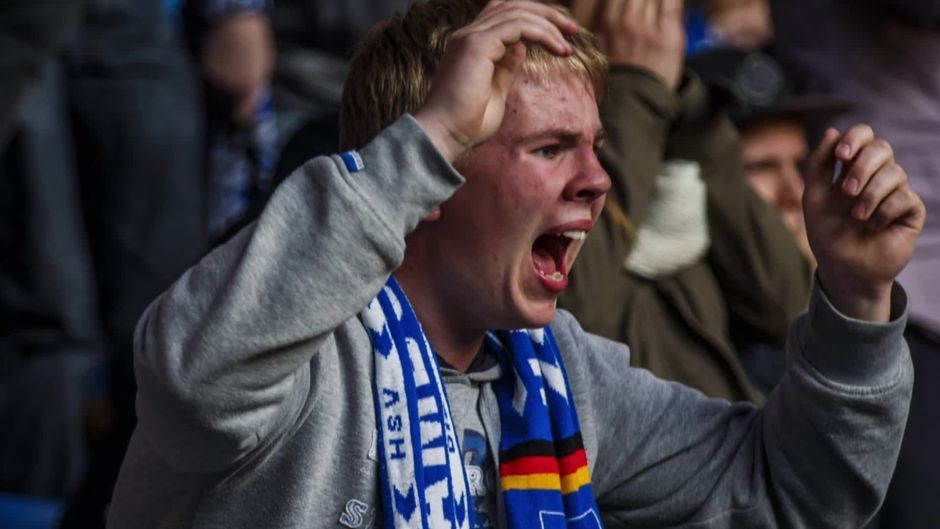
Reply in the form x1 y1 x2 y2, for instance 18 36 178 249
360 277 602 529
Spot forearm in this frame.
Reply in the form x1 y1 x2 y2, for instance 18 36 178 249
600 66 679 222
749 281 910 525
587 282 910 527
134 115 464 472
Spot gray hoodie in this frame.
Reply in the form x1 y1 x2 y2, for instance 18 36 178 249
108 115 912 529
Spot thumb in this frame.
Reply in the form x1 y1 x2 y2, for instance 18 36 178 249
805 128 841 196
493 41 527 96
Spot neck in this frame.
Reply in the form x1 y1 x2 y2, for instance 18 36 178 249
394 268 484 373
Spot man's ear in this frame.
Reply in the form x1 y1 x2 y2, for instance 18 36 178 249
422 206 442 222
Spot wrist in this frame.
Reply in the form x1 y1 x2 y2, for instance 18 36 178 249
605 67 681 122
412 109 470 164
816 268 893 323
609 63 678 91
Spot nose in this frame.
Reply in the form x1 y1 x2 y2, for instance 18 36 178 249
563 148 611 203
779 162 805 209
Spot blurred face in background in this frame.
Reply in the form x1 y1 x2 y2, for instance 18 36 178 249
707 0 774 50
739 118 815 264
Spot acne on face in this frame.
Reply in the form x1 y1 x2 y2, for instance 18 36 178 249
413 72 608 334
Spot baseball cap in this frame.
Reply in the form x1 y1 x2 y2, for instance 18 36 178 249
686 46 854 127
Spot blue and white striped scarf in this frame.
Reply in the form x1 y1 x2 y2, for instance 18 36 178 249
359 276 602 529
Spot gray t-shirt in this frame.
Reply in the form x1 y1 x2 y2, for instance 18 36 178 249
441 349 502 529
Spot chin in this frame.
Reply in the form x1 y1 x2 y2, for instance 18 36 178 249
503 273 560 329
515 301 557 330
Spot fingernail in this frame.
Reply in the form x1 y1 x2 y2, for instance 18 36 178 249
843 177 859 195
853 202 867 219
837 143 851 158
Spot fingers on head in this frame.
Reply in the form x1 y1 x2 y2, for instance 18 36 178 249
483 0 578 32
604 0 682 29
461 7 572 56
623 0 643 20
628 0 656 29
661 0 684 19
643 0 658 24
497 40 528 72
567 0 600 27
590 0 630 37
499 16 571 54
598 0 625 34
605 0 647 32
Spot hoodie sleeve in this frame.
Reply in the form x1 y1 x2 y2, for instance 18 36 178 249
554 280 911 528
133 115 464 473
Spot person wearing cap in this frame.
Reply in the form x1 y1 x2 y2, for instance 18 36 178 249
687 46 854 266
560 0 815 400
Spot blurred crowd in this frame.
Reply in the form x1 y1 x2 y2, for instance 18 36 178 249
0 0 937 527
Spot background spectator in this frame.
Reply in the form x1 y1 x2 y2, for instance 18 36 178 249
687 47 854 263
183 0 414 243
0 1 206 528
686 46 853 391
0 0 82 149
558 0 812 402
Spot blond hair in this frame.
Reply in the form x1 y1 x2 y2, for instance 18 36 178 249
339 0 607 150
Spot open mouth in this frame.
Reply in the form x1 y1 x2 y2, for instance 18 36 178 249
531 230 587 292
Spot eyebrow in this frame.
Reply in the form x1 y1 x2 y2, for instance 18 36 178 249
513 127 607 147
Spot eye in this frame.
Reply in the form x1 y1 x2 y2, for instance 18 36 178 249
533 145 560 159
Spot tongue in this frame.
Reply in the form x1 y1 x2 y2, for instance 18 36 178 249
532 235 564 276
532 244 557 275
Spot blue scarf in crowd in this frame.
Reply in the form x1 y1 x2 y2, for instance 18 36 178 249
359 276 602 529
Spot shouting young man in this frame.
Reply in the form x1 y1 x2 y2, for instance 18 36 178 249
108 1 924 528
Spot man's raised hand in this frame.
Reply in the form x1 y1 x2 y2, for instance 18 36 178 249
804 125 926 322
576 0 685 90
414 0 577 162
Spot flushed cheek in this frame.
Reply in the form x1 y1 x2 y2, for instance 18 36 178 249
501 184 550 222
478 232 529 294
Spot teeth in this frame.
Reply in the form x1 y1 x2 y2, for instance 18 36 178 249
561 230 587 241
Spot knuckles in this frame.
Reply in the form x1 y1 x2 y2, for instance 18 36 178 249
872 138 894 157
845 124 875 143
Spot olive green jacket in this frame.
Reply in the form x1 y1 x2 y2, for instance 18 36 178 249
560 67 813 403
